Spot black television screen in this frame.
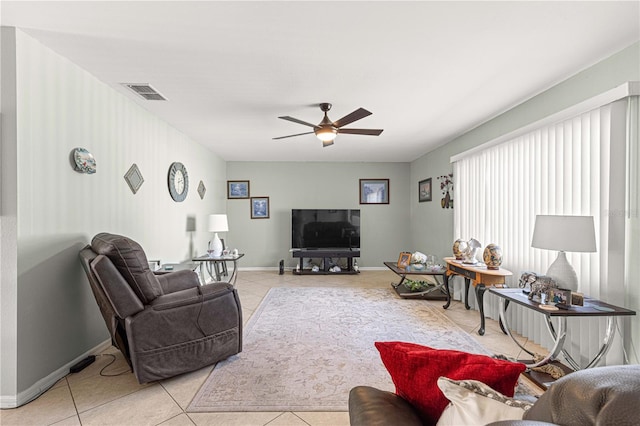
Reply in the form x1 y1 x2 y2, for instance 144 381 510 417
292 209 360 249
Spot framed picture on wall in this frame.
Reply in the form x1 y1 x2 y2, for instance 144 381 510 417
418 178 432 202
359 179 389 204
250 196 270 219
227 180 250 199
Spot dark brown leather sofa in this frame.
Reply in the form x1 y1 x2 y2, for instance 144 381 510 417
79 232 242 383
349 364 640 426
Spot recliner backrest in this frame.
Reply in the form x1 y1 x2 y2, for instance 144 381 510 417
79 246 119 338
91 233 163 304
91 254 145 318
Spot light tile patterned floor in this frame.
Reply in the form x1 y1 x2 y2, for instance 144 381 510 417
0 270 548 426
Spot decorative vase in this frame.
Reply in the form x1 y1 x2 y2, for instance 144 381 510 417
462 238 482 264
483 243 503 270
453 239 468 260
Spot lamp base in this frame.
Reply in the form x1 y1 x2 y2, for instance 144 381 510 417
546 251 578 292
210 233 223 257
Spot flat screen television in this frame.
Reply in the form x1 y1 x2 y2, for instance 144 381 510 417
292 209 360 249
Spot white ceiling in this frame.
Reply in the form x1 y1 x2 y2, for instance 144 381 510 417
2 1 639 162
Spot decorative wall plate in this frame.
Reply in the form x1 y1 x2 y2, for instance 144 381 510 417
198 180 206 199
72 147 96 174
124 163 144 194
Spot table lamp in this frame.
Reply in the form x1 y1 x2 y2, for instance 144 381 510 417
531 215 596 291
208 214 229 257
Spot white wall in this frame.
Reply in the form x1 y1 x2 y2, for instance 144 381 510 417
226 161 411 268
1 26 19 405
1 28 227 405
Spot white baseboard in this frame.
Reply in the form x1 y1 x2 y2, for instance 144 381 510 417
238 266 387 272
0 339 112 409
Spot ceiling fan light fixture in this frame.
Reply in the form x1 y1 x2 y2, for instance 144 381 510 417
315 127 337 142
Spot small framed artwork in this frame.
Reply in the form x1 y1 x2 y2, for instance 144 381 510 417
227 180 250 199
197 180 206 199
124 163 144 194
550 288 571 306
359 179 389 204
397 252 412 268
419 178 432 202
250 196 270 219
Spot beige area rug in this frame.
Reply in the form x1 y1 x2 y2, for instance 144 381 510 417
187 287 490 412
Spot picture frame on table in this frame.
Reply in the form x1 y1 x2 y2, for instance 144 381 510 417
227 180 250 199
397 252 412 268
360 178 389 204
250 196 270 219
418 178 432 202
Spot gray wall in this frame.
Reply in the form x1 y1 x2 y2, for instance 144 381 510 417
410 42 640 260
1 29 227 403
226 162 411 268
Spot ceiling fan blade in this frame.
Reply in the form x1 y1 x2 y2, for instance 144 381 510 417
338 128 384 136
272 131 315 140
332 108 372 128
322 140 335 148
278 116 319 128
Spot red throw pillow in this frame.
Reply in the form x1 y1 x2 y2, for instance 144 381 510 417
375 341 526 425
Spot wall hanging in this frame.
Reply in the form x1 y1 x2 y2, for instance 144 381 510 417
124 163 144 194
71 147 96 174
198 180 206 199
437 173 454 208
168 162 189 202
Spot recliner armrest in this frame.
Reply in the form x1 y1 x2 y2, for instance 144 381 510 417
349 386 423 426
150 282 235 311
155 269 199 294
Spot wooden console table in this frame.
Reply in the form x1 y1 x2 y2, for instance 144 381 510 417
444 257 512 335
490 288 636 370
292 249 360 275
383 262 450 306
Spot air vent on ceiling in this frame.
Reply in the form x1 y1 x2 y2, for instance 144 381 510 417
122 83 167 101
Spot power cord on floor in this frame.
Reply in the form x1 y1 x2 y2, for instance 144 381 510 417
96 353 130 377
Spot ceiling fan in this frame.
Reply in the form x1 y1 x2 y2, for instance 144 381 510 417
273 103 383 147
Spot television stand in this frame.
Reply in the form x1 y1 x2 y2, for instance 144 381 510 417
292 249 360 275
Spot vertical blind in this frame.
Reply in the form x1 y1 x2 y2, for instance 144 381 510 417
452 98 636 366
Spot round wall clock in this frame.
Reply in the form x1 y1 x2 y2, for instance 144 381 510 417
168 162 189 202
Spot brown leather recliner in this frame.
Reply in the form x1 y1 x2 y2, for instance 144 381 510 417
349 364 640 426
79 232 242 383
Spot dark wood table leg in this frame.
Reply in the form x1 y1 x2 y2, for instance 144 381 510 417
464 278 471 310
442 273 452 309
476 284 486 335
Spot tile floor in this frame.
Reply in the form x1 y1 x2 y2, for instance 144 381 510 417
1 270 548 426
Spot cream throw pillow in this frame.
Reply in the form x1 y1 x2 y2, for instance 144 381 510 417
436 377 534 426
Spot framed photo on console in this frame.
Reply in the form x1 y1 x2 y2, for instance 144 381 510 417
227 180 250 199
250 196 270 219
360 179 389 204
397 252 411 268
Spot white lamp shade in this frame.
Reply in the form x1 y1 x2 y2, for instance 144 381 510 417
531 215 596 253
208 214 229 233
